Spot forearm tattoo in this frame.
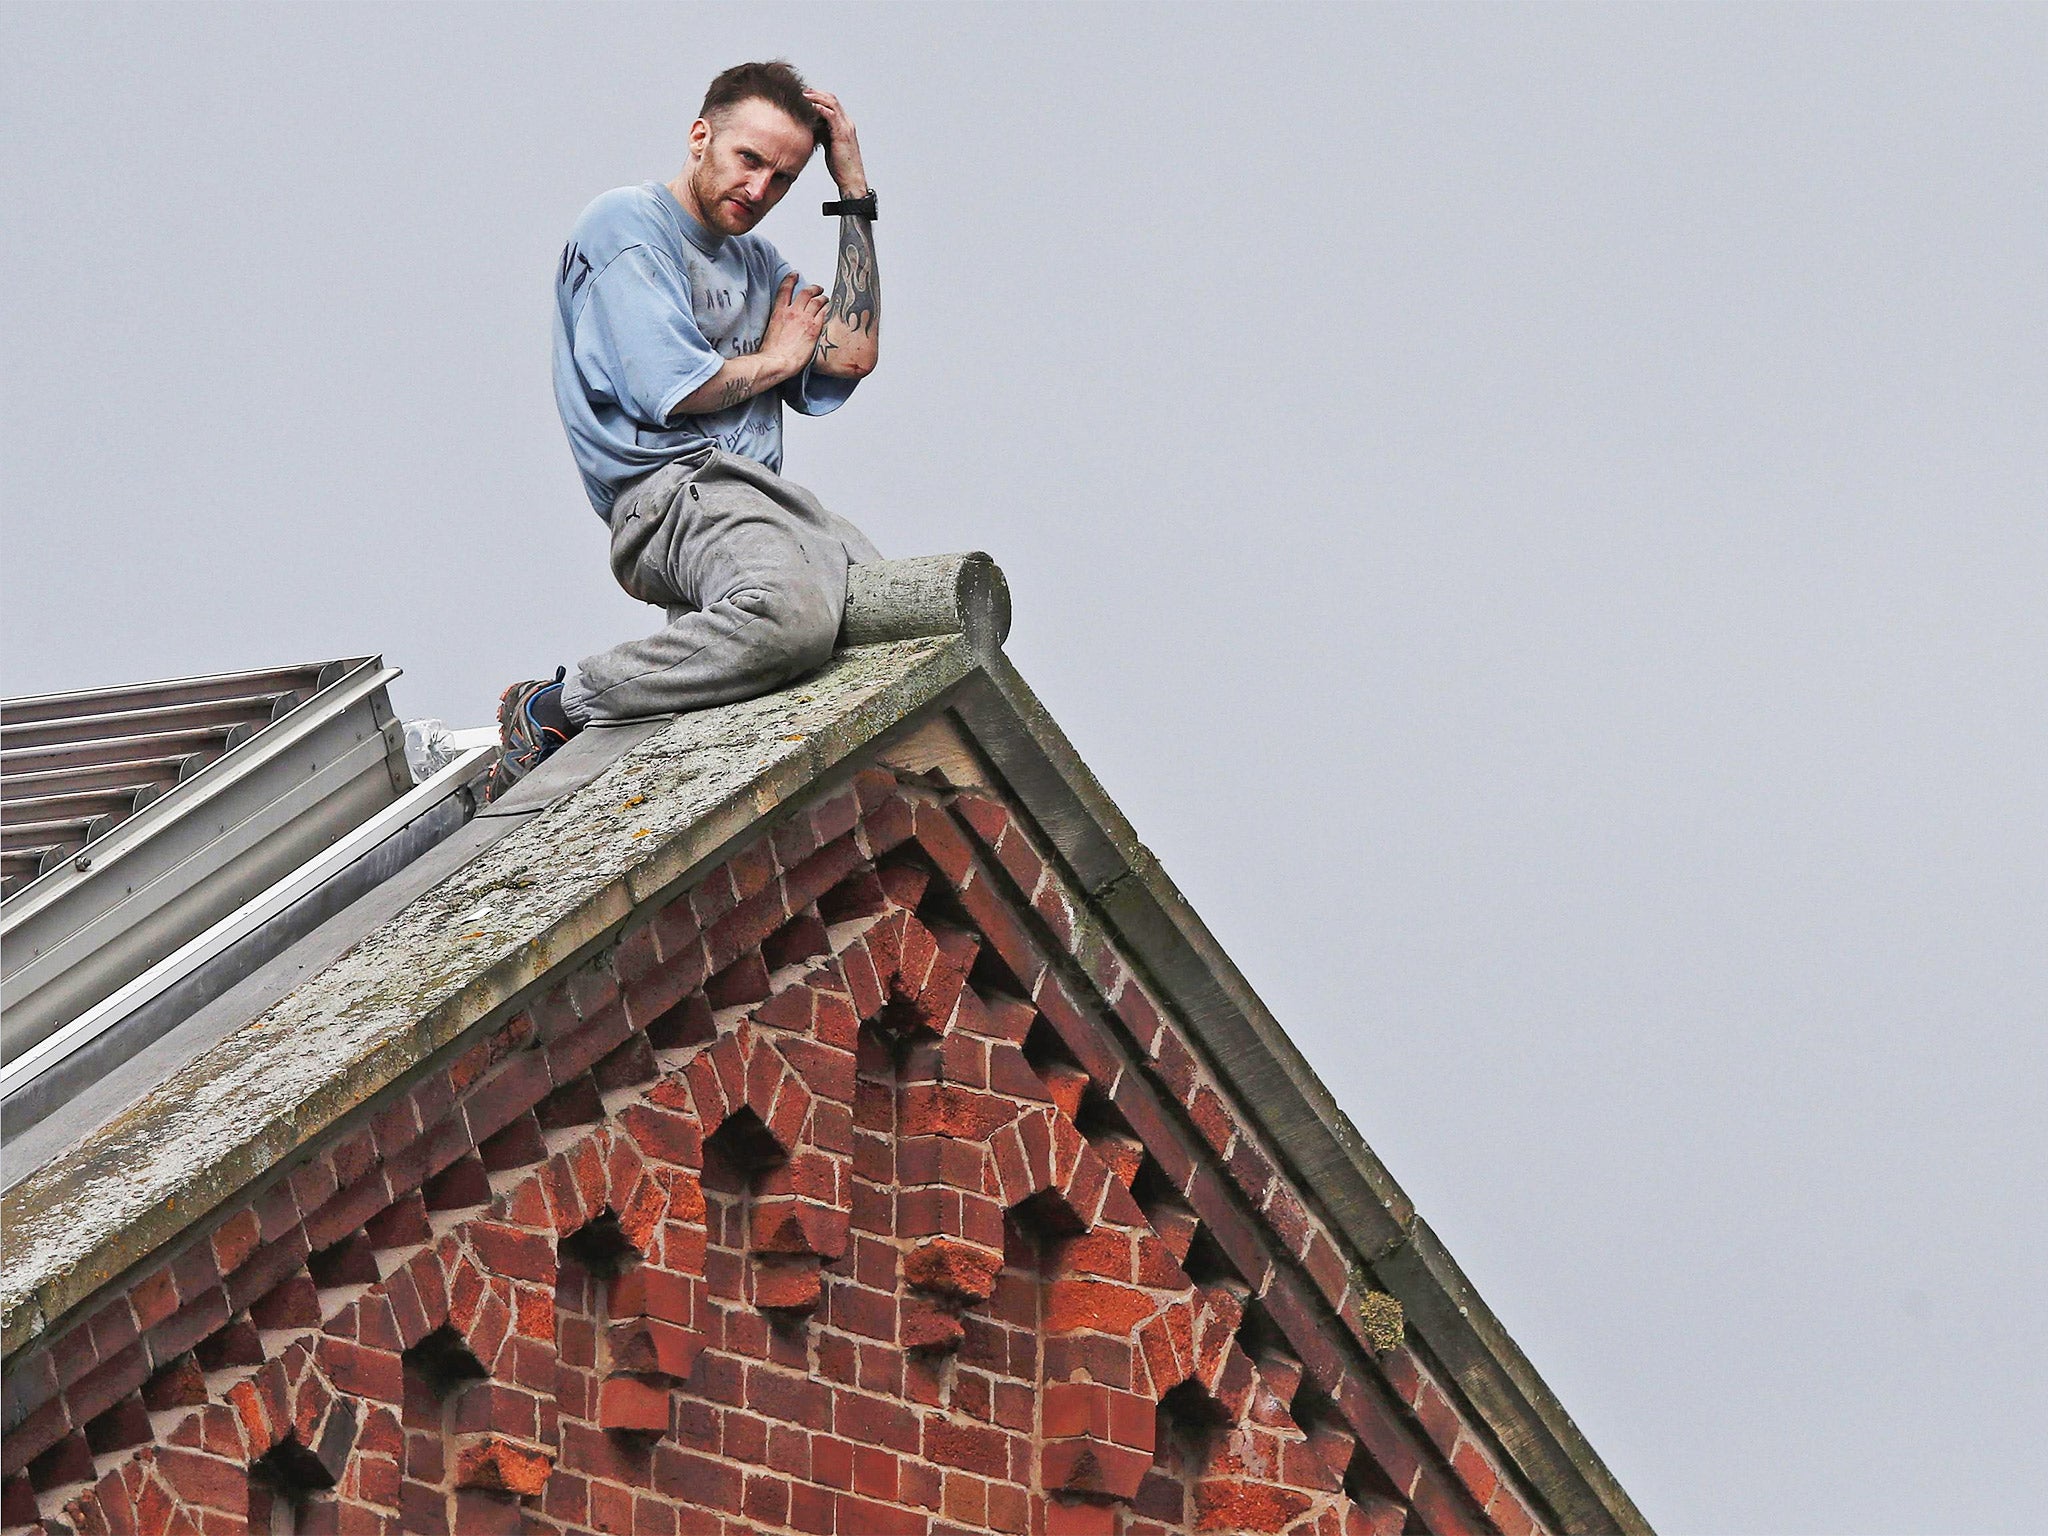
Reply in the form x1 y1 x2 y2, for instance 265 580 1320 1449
827 214 878 338
714 369 752 410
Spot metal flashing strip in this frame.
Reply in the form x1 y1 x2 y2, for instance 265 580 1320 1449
473 718 671 817
0 742 498 1125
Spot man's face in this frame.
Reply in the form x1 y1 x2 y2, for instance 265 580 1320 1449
688 98 816 236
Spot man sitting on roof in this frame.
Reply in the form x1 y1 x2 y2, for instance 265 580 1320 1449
490 59 881 797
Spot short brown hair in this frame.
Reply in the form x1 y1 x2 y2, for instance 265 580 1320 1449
699 60 825 148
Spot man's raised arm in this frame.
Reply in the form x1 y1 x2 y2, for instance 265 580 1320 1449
805 89 880 380
669 274 827 418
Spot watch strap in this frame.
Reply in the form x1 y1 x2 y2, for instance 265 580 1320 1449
822 190 878 220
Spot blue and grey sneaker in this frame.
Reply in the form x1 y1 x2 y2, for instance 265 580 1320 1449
487 668 573 802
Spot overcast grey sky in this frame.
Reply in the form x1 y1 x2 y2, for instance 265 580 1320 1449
4 4 2044 1530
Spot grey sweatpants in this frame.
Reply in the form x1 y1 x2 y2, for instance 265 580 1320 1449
559 448 882 726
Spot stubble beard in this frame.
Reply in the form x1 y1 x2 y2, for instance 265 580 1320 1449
691 160 756 237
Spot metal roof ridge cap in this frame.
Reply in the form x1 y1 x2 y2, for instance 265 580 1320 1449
0 692 310 745
1 755 196 788
0 659 363 715
0 660 399 928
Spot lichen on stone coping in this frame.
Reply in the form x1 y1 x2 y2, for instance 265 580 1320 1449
1 632 974 1357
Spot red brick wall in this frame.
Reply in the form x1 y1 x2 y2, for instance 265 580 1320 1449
1 768 1547 1536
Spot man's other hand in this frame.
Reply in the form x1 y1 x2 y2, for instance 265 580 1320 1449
803 90 868 196
764 273 829 374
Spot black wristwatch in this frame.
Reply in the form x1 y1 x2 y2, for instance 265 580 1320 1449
822 189 878 220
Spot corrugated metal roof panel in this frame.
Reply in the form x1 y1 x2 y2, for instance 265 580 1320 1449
0 663 348 897
1 659 412 1064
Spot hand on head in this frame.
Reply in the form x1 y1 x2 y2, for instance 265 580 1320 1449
802 89 868 196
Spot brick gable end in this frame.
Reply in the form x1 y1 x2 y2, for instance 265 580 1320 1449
2 768 1543 1536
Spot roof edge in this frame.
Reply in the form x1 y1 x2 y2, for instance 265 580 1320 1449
947 654 1651 1536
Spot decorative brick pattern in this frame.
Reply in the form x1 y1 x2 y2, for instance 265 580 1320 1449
1 768 1545 1536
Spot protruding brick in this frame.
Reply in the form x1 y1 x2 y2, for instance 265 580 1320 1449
605 1317 705 1381
365 1192 431 1251
0 1471 37 1527
477 1111 548 1173
1192 1479 1315 1533
608 1266 692 1325
453 1433 555 1495
752 1256 825 1315
467 1223 556 1285
751 1199 849 1260
82 1395 151 1456
902 1238 1003 1303
422 1153 493 1213
899 1295 965 1354
140 1354 208 1412
598 1375 671 1435
208 1209 263 1280
1040 1437 1151 1499
647 991 716 1051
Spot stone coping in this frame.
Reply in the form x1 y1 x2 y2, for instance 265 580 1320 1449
1 632 975 1355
